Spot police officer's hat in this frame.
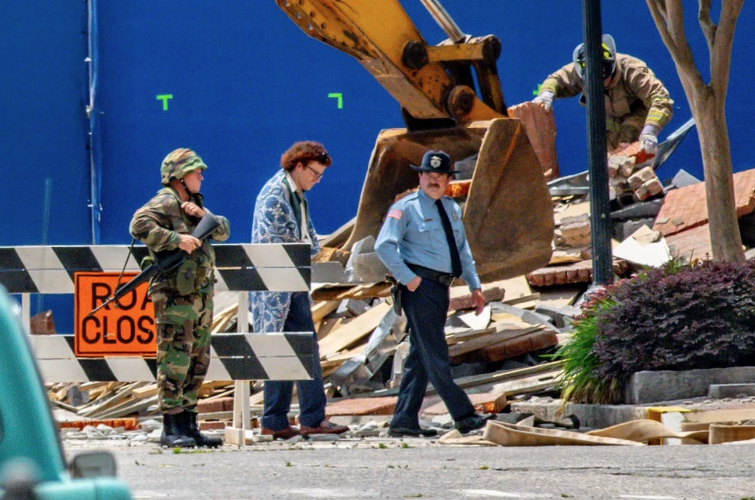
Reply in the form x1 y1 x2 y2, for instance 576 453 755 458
410 150 458 175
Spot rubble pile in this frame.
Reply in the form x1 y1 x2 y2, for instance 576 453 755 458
46 130 755 442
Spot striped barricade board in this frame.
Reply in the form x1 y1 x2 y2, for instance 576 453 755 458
29 332 315 384
3 243 315 445
0 243 311 294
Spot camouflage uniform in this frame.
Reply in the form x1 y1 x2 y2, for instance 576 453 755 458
538 53 673 150
129 149 230 416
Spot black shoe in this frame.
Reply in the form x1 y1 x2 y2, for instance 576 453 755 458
388 426 439 438
180 412 223 448
160 413 196 448
454 413 495 434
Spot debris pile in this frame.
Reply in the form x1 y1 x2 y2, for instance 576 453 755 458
46 118 755 443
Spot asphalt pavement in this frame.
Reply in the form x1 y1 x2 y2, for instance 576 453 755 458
65 435 755 500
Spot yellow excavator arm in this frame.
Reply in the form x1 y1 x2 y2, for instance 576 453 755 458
276 0 506 123
276 0 555 281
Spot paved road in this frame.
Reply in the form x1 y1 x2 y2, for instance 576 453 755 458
65 437 755 500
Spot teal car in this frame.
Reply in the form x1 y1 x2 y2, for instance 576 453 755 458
0 287 133 499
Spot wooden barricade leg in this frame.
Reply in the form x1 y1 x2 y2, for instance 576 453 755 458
22 293 31 334
224 291 255 446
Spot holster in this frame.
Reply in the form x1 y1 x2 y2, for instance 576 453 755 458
387 276 402 316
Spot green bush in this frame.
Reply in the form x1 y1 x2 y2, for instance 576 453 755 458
555 259 755 404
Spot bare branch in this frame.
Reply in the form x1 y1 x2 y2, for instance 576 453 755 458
698 0 716 54
666 1 687 47
646 1 676 53
709 0 745 101
646 1 698 76
646 0 706 108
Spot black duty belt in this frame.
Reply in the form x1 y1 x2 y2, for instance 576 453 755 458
406 263 456 287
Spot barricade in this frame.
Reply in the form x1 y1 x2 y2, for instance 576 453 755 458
0 243 314 445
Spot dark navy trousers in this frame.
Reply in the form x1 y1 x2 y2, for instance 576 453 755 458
261 292 326 431
391 279 476 429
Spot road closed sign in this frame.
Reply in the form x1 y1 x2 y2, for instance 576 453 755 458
74 272 156 357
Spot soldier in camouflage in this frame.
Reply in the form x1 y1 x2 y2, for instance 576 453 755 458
130 148 230 448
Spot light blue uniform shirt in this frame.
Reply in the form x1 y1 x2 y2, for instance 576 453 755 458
375 189 482 291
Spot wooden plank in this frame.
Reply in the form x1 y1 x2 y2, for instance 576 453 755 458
212 304 238 333
311 284 356 301
503 292 540 306
489 370 562 397
445 326 497 346
454 361 564 389
78 382 111 392
317 317 344 341
318 301 391 358
77 382 144 416
449 326 540 360
311 282 391 301
95 395 158 419
132 384 158 400
311 300 340 323
355 362 564 398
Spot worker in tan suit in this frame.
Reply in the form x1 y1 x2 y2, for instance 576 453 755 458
533 34 673 155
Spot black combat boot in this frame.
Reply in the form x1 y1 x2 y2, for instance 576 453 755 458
160 413 196 448
180 411 223 448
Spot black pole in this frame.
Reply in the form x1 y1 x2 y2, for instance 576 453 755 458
583 0 613 286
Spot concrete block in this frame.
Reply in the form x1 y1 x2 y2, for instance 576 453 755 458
635 178 663 201
708 383 755 399
312 261 347 283
607 155 622 177
628 166 656 190
618 157 637 178
626 366 755 404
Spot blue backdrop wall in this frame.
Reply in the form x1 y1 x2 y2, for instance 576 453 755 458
3 1 755 330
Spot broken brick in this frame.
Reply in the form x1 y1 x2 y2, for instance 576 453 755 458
653 168 755 237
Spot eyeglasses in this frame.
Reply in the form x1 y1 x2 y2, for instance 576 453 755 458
316 152 330 164
306 164 325 180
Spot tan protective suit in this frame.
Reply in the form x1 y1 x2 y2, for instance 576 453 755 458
538 53 673 150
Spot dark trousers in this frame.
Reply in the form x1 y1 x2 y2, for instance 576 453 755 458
261 292 326 431
391 280 476 429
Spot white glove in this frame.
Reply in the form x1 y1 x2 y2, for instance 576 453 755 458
533 91 555 112
640 124 660 156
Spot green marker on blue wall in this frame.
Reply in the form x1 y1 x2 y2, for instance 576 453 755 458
328 93 343 109
156 94 173 111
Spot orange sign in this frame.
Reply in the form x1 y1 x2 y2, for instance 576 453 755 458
74 272 156 357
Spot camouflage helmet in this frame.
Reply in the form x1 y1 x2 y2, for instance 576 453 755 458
160 148 207 185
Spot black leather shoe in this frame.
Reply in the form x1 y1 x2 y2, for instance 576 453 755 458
388 426 438 438
455 413 495 434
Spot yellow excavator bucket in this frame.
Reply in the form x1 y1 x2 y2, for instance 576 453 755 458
277 0 556 281
342 118 554 281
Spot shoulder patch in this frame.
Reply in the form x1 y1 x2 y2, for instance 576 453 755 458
387 209 403 220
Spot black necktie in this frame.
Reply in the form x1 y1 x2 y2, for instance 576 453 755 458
435 199 462 277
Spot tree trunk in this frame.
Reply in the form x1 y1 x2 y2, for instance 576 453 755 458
693 87 744 262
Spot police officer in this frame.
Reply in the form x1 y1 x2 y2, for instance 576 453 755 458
375 150 493 437
130 148 230 448
533 34 673 155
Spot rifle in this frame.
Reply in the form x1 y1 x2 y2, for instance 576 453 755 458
87 211 222 317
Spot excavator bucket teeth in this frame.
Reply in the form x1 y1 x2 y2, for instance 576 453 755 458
343 118 554 281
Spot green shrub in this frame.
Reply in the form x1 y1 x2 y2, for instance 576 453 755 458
556 259 755 404
554 288 622 404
